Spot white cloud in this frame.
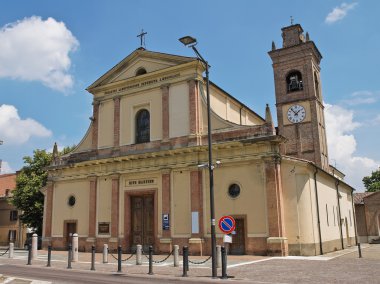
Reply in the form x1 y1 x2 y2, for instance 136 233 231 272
325 2 358 24
325 103 379 191
343 90 379 105
0 104 52 144
0 161 14 174
0 16 79 92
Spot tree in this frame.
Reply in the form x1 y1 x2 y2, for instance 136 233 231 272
362 168 380 192
11 145 75 235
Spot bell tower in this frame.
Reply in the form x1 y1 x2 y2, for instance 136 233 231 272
268 23 329 171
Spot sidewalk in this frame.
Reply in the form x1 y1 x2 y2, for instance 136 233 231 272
0 244 379 283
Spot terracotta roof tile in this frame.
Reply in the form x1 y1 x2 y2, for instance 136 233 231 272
354 192 374 204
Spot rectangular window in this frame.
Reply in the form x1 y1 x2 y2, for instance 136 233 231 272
349 210 352 226
326 204 329 226
10 210 18 221
333 206 336 226
8 230 17 241
336 206 340 226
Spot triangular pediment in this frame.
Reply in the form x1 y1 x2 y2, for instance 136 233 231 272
87 48 195 91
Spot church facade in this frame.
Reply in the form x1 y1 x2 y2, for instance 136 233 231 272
42 24 356 256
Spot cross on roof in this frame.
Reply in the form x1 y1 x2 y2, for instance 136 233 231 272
290 16 294 25
137 29 147 48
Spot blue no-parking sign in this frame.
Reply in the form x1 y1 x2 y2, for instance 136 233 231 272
218 215 236 234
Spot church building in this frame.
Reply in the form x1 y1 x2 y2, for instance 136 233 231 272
42 23 357 256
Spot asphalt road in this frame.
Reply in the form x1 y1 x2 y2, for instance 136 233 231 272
0 264 202 284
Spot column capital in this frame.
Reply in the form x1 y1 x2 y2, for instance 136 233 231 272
87 175 98 182
160 83 171 90
109 174 120 180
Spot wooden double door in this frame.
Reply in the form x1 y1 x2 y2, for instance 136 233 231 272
131 195 154 251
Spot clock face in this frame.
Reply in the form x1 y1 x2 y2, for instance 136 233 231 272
287 105 306 123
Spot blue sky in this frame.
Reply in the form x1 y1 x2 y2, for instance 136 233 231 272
0 0 379 191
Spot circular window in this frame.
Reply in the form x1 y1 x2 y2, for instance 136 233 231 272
228 184 241 198
68 195 76 207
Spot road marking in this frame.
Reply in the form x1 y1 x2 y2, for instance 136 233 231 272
228 258 273 268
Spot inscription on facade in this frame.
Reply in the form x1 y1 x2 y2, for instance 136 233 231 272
105 73 180 95
126 178 157 187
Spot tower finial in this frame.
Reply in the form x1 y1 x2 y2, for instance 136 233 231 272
290 16 294 25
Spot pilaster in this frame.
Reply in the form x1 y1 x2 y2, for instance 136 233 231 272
44 181 54 238
113 96 121 147
264 156 288 256
111 174 120 238
92 101 100 149
161 169 171 238
188 80 200 135
161 84 170 141
88 176 97 238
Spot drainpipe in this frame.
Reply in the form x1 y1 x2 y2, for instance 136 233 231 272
351 190 358 245
313 166 323 255
335 180 344 250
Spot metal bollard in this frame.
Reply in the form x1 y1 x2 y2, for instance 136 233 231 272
72 233 78 262
173 245 179 267
136 244 142 265
148 246 154 275
47 245 52 267
32 233 38 260
9 242 14 259
103 244 108 263
221 246 228 279
358 243 362 258
182 246 188 277
117 245 122 273
91 245 96 271
27 244 32 265
216 245 221 268
67 244 72 269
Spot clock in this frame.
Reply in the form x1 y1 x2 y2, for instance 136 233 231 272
287 104 306 123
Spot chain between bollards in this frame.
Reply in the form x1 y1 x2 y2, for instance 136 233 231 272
91 245 96 271
67 244 72 269
182 246 188 277
117 245 122 273
148 246 154 275
27 244 32 265
358 243 362 258
47 245 52 267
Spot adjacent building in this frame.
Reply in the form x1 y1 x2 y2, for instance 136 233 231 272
42 23 356 256
354 192 380 243
0 173 27 247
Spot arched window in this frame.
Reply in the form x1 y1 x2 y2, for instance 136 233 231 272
136 67 147 76
286 71 303 92
314 71 321 99
135 109 150 143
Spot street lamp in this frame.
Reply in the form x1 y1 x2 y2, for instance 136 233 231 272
179 36 217 278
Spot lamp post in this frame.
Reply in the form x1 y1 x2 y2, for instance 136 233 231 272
179 36 217 278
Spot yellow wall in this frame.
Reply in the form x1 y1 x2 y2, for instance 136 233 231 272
119 89 162 145
97 178 112 228
169 83 189 137
98 99 114 148
52 180 89 236
205 162 267 236
172 170 191 236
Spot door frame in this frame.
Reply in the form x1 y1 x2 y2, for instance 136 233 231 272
230 215 247 255
63 220 77 247
124 189 158 251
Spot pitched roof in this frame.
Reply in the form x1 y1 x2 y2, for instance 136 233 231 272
354 192 374 204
